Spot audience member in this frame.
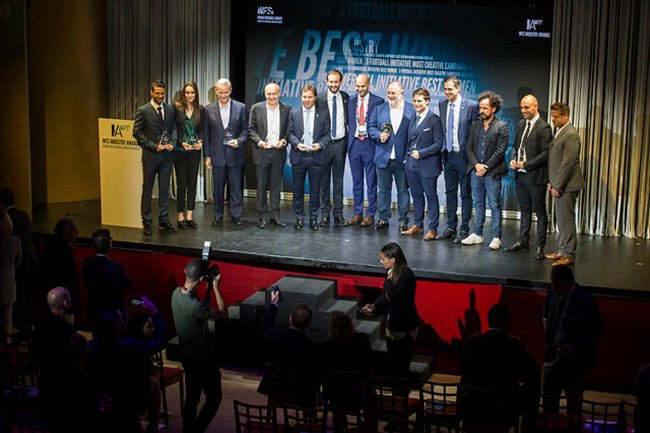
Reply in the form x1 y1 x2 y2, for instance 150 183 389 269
32 287 76 373
83 228 133 330
542 265 602 416
637 363 650 433
459 303 540 432
0 211 21 339
258 291 319 406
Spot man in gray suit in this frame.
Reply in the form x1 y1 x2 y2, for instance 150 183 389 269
545 103 585 266
249 82 290 228
133 80 178 235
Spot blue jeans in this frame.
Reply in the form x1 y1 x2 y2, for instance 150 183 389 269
376 160 409 224
470 171 502 238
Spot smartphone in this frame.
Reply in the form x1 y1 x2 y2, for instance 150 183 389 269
202 241 211 260
271 285 284 302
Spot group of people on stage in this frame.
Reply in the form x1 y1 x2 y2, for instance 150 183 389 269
133 72 584 265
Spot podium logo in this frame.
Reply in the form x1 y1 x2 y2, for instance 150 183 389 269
518 17 550 38
111 124 130 137
257 5 283 24
527 19 543 31
257 6 274 15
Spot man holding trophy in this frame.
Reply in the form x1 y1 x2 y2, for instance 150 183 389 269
133 80 178 236
368 81 415 232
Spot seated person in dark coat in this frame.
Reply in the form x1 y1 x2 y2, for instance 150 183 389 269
459 303 540 432
32 287 76 373
258 291 319 406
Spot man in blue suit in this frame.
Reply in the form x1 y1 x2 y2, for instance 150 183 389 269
438 76 480 243
204 78 249 226
402 88 444 240
368 81 415 232
287 84 331 230
133 80 177 236
347 74 384 227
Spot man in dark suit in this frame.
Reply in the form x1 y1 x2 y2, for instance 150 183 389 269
545 102 585 266
82 228 132 330
318 69 349 227
287 84 331 230
459 303 540 432
133 80 177 235
437 77 480 243
505 95 552 260
204 78 249 226
543 266 601 415
347 74 385 227
401 88 444 240
462 91 509 250
368 81 415 232
249 82 290 228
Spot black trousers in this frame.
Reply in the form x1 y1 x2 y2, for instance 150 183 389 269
141 155 172 224
515 174 548 246
181 357 222 433
255 153 284 220
320 138 346 219
292 160 323 220
173 150 201 213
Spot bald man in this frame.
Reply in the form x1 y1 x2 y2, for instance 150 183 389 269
346 74 385 227
368 81 415 231
249 82 291 228
505 95 552 259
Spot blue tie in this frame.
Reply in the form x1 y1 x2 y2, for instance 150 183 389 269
331 95 337 138
446 103 454 152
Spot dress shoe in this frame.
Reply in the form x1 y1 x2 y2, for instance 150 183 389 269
257 218 266 229
348 214 363 225
159 220 178 233
231 217 242 226
552 257 575 266
454 231 469 244
374 220 389 231
360 216 374 227
399 221 409 232
143 224 153 236
504 241 529 252
401 225 424 236
186 219 198 229
334 217 348 227
319 217 330 227
437 228 456 240
177 220 189 230
310 219 319 230
424 230 438 241
535 247 545 260
545 251 562 260
212 216 223 226
269 218 286 227
294 219 304 230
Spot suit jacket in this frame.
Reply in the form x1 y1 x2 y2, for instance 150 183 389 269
133 101 177 163
347 92 384 149
6 207 37 274
438 97 480 164
548 124 584 194
373 267 424 333
404 111 444 178
248 101 290 165
317 90 349 139
368 101 416 168
466 118 509 179
83 254 133 325
510 117 552 185
204 99 249 167
287 105 331 166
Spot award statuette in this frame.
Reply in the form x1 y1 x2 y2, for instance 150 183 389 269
159 131 173 147
187 134 198 147
302 133 314 153
380 123 393 135
516 144 527 173
223 127 234 146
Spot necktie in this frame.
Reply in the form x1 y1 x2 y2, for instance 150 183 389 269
519 121 531 162
446 103 454 152
304 109 313 143
358 97 366 141
331 95 337 138
157 106 164 123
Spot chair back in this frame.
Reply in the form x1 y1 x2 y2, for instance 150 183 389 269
281 405 328 433
419 379 459 426
368 375 420 422
233 399 278 433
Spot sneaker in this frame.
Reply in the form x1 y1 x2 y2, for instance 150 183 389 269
461 233 484 245
489 237 502 250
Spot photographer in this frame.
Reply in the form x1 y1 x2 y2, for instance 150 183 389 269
171 259 228 433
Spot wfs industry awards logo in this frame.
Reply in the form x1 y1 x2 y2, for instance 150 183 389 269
518 18 550 39
111 124 130 137
257 5 283 24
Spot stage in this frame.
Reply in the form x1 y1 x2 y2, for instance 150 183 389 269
32 198 649 299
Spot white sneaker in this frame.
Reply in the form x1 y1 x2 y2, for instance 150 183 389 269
489 237 502 250
461 233 484 245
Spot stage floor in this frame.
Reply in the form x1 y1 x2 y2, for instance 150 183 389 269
32 199 649 298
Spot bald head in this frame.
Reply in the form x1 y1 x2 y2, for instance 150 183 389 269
47 286 71 314
386 81 404 107
520 94 539 120
355 74 370 97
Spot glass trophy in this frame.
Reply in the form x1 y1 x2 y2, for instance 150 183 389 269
380 123 393 135
223 127 234 146
358 123 368 137
303 133 314 153
187 134 198 148
516 145 527 173
159 131 173 147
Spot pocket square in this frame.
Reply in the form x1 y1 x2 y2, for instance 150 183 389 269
423 128 431 132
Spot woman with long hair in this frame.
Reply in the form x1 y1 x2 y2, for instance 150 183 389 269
361 242 423 377
173 80 204 229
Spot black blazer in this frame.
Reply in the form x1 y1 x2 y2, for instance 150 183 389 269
373 267 424 333
133 102 177 163
83 254 133 325
510 117 552 185
466 118 509 179
248 102 290 165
